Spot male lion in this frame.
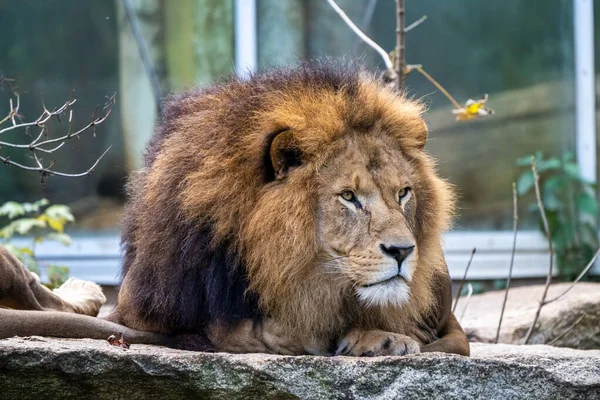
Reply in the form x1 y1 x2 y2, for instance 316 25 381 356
0 62 469 357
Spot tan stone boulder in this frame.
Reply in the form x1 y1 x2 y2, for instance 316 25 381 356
457 282 600 349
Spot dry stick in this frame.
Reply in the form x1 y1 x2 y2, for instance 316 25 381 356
414 66 463 109
404 15 427 32
547 315 586 346
545 247 600 305
495 183 519 344
523 156 554 344
395 0 406 90
452 247 476 313
0 87 114 180
0 147 111 178
326 0 393 71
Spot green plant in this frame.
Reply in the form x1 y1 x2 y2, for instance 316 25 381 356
0 198 74 288
516 151 598 280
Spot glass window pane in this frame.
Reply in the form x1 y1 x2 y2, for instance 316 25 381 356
258 0 577 231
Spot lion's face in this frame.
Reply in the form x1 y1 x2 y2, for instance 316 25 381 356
316 134 419 308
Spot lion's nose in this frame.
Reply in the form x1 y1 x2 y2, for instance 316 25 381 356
380 244 414 266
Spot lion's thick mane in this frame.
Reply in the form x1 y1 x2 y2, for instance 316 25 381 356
119 61 454 341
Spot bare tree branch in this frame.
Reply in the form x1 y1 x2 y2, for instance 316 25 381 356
547 314 586 346
404 15 427 33
326 0 394 72
524 156 555 344
395 0 405 90
407 65 462 109
0 81 114 186
545 248 600 305
452 247 476 313
495 182 518 344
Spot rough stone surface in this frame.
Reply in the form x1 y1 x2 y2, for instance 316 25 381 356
1 337 599 399
457 282 600 349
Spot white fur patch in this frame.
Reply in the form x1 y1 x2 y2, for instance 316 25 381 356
355 252 417 308
53 278 107 316
356 278 411 308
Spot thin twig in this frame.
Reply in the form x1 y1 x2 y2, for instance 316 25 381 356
545 247 600 305
410 66 463 109
1 146 111 178
404 15 427 33
523 156 554 344
326 0 393 71
395 0 405 90
0 95 115 151
495 182 518 344
459 283 473 324
452 247 476 313
547 315 586 346
0 80 114 183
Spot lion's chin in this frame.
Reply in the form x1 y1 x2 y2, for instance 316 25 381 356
355 278 411 308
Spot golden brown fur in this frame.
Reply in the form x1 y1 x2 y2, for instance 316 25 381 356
115 61 468 356
0 62 469 356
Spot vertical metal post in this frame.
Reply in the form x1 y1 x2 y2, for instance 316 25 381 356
235 0 258 78
574 0 596 183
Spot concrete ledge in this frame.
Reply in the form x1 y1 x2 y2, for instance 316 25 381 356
1 338 599 399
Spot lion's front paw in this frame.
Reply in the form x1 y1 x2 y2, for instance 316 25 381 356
335 329 420 357
53 278 106 316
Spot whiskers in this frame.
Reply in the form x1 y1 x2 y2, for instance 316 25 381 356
314 254 350 281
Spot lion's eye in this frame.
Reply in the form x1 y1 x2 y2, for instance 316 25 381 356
341 190 356 202
397 187 411 203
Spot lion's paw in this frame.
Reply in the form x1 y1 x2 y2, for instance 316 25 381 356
335 329 420 357
53 278 107 316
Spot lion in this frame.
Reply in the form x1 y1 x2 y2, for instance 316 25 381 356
0 61 469 357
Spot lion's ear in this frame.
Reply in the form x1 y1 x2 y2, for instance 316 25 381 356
269 129 303 180
413 120 428 151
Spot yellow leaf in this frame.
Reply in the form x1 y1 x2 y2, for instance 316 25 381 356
452 94 495 121
46 218 64 233
17 247 34 256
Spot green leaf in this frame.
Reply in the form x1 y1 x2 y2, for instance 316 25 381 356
517 171 535 196
8 218 47 235
537 158 561 172
4 243 39 274
564 162 580 179
515 154 534 167
13 218 47 235
45 232 72 246
534 151 544 161
43 205 75 223
22 198 49 214
0 202 25 219
577 193 598 217
544 175 569 192
542 190 562 211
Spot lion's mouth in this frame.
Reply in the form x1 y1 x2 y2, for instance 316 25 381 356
361 274 405 288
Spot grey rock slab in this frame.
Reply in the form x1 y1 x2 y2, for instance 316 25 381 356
457 282 600 349
1 337 599 399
